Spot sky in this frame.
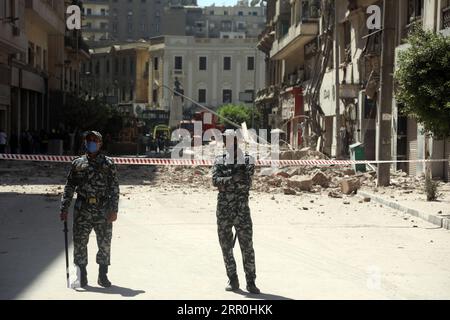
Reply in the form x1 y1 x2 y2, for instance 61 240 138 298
197 0 240 7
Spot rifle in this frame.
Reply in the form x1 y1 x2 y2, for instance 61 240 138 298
63 221 70 288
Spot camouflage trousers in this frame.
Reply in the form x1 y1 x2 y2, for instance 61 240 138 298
216 198 256 283
73 207 113 267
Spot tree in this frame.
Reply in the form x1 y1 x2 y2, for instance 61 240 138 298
395 26 450 139
60 94 122 136
217 104 261 129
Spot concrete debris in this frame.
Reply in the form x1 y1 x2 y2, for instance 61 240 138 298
311 170 331 188
287 176 313 192
283 188 297 196
340 178 361 195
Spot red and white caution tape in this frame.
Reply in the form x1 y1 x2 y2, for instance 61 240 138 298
0 153 448 167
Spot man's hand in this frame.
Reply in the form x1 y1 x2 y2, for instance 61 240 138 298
107 212 118 223
60 212 68 221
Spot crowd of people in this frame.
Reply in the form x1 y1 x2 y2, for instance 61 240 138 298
0 128 78 155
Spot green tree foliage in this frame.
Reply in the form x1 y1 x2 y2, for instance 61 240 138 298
395 26 450 139
217 104 261 129
61 94 122 135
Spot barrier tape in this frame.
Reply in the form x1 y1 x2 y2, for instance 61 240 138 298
0 153 448 167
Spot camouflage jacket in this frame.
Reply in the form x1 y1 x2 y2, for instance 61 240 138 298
212 154 255 197
60 154 120 214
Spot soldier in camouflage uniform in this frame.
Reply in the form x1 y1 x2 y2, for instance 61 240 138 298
60 131 120 288
212 130 260 294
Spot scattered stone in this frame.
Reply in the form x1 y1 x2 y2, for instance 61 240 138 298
311 170 331 188
342 169 355 176
283 188 297 196
363 197 371 203
340 178 361 195
328 191 343 199
287 176 313 191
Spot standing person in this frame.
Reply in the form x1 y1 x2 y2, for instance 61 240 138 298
60 131 120 288
212 130 260 294
0 129 7 153
10 131 18 154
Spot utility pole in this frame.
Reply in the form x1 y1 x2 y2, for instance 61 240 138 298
376 0 397 186
334 1 341 159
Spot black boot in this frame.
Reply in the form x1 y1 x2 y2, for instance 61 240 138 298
79 265 88 288
246 281 260 294
225 275 240 292
98 265 112 288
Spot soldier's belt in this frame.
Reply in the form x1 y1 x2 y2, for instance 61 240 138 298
78 196 106 205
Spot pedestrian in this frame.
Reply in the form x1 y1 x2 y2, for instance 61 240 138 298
10 131 18 154
60 131 120 288
0 129 7 153
212 130 260 294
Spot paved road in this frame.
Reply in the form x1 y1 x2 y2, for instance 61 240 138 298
1 185 449 300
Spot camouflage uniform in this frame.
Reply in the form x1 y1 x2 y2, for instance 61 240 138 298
212 153 256 283
61 153 120 267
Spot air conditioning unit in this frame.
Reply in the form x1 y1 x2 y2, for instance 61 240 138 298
12 26 21 37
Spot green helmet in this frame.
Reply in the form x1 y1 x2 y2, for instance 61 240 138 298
84 130 103 142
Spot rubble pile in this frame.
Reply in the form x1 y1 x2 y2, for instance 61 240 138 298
0 156 436 197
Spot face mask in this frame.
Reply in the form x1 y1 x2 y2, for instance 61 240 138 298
86 141 99 154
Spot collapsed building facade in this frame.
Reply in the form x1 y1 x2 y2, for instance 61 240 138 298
256 0 449 180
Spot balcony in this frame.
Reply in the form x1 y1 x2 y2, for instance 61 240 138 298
270 19 319 60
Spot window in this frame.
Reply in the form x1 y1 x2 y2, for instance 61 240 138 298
198 89 206 103
238 11 243 16
223 89 232 103
153 89 158 103
28 42 35 67
95 61 100 75
8 0 16 22
130 57 134 74
407 0 424 23
106 59 110 74
154 57 159 70
174 56 183 70
36 46 42 69
199 57 207 71
122 58 127 74
247 56 255 71
115 58 119 74
223 57 231 71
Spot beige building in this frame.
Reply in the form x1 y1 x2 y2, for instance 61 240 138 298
149 35 266 113
80 42 150 111
0 0 89 152
0 0 28 135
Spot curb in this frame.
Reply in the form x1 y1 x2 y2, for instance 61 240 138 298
358 191 450 230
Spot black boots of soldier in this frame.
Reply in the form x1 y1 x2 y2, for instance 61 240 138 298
79 265 88 288
98 265 112 288
225 275 240 291
246 280 261 295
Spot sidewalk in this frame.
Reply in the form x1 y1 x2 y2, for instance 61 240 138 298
359 183 450 230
